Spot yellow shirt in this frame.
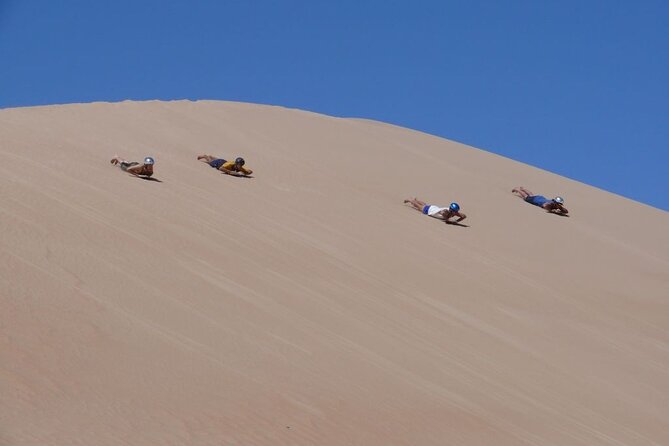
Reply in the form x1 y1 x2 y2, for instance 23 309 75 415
221 161 252 175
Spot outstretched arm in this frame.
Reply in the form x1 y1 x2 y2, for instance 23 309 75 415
219 167 246 177
219 165 252 176
452 212 467 222
440 210 466 223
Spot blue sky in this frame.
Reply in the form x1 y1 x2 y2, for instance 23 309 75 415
1 0 667 210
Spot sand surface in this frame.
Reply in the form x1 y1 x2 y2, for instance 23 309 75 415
1 100 667 445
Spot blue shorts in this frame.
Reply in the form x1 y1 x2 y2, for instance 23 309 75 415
525 195 549 207
209 159 226 169
422 205 431 215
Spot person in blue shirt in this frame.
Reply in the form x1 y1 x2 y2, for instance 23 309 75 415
512 187 568 215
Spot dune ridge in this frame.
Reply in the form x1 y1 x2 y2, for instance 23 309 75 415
1 100 667 445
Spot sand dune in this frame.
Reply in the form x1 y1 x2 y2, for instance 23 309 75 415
1 100 667 445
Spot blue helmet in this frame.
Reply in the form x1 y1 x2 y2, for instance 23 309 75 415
143 156 155 165
449 202 460 212
235 157 245 166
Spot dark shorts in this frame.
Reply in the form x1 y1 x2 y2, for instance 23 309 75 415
422 205 431 215
120 161 139 172
209 159 226 169
525 195 549 207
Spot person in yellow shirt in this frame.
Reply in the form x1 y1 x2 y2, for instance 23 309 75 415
197 154 253 177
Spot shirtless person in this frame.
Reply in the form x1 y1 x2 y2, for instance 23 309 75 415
110 155 154 177
404 198 467 223
512 187 568 214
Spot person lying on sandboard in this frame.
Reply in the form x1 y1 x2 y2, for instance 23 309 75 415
110 155 155 178
197 154 253 177
404 197 467 224
512 187 568 215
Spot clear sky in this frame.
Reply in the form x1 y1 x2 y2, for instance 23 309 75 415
1 0 667 210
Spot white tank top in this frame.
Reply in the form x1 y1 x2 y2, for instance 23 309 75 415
427 206 447 217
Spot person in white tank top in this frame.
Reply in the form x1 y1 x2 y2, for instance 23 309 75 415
404 198 467 224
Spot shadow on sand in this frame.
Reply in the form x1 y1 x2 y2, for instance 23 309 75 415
445 221 469 228
132 175 163 182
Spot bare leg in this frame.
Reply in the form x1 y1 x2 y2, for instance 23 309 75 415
511 187 532 199
110 155 127 166
403 197 427 211
197 154 217 163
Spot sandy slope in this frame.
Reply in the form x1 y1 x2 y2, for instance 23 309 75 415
0 100 667 446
